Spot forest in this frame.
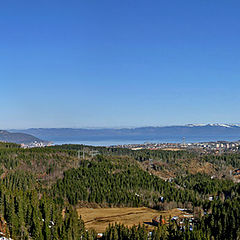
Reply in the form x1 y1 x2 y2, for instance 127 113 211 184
0 142 239 239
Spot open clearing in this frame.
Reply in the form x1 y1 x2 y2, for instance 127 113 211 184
77 207 183 233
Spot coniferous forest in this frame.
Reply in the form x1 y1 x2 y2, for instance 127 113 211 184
0 142 240 239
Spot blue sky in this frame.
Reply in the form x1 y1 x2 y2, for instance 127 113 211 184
1 1 240 128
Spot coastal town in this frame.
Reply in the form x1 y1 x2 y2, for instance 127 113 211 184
112 140 240 153
20 141 52 148
19 139 240 154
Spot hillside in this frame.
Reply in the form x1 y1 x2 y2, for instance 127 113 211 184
52 144 240 180
0 130 46 144
0 143 239 239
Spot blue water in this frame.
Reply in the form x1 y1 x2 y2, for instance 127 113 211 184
54 136 240 146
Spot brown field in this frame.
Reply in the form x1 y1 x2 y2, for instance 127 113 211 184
77 207 183 233
161 148 183 151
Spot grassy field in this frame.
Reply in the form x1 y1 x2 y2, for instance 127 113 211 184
77 207 183 233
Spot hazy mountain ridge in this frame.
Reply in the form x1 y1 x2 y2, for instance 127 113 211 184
0 130 46 144
10 124 240 142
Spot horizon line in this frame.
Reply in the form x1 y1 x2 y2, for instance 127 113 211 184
6 123 240 130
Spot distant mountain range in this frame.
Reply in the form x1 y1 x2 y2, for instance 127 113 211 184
0 130 45 144
10 124 240 143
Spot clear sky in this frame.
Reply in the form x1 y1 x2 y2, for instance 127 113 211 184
1 0 240 129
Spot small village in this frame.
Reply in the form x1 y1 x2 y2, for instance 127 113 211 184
113 140 240 153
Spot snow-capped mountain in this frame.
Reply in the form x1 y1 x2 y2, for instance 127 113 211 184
187 124 240 128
